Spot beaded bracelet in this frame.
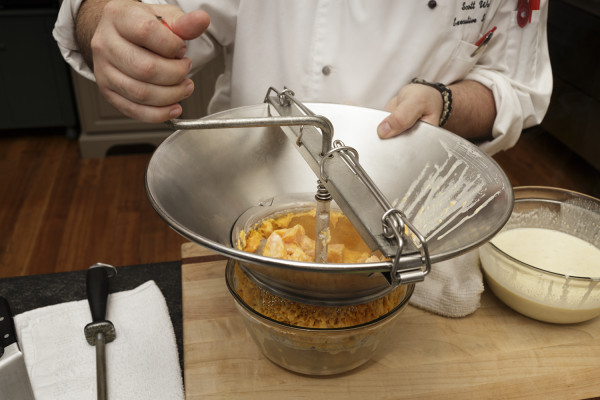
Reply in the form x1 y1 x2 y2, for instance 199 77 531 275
411 78 453 127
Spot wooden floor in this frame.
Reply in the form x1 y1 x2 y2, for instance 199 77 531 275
1 127 599 279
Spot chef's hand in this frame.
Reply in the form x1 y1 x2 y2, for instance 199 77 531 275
76 0 210 122
377 80 496 141
377 83 443 139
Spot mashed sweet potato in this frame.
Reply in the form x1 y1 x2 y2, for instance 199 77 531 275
235 209 405 328
234 264 405 328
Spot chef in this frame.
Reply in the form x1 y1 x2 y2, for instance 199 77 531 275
53 0 552 317
54 0 551 155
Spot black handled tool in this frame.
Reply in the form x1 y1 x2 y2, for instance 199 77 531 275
0 296 36 400
84 263 117 400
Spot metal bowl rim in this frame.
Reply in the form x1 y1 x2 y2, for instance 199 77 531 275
145 102 515 273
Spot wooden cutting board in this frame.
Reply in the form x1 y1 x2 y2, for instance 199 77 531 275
181 242 600 399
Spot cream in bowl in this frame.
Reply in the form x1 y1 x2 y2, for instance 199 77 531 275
479 186 600 324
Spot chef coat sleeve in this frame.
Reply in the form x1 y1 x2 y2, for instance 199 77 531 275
465 3 552 156
52 0 232 82
53 0 94 80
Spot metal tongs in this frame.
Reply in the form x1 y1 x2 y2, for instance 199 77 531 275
167 87 431 284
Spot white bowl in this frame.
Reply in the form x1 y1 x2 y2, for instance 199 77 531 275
479 186 600 324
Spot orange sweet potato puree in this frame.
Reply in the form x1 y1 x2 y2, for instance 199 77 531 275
239 209 381 263
235 209 405 328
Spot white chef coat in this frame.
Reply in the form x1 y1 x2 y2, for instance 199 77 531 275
53 0 552 155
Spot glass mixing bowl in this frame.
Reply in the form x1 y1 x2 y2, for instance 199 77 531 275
479 186 600 324
225 259 414 375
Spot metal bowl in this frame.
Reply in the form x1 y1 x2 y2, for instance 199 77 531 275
225 259 414 375
479 186 600 324
146 101 513 302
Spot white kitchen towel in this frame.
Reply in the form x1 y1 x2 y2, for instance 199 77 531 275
409 250 484 317
14 280 183 400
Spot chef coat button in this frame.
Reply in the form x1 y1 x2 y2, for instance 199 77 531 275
322 65 332 76
428 0 437 9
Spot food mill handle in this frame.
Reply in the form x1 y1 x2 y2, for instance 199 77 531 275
166 115 333 153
